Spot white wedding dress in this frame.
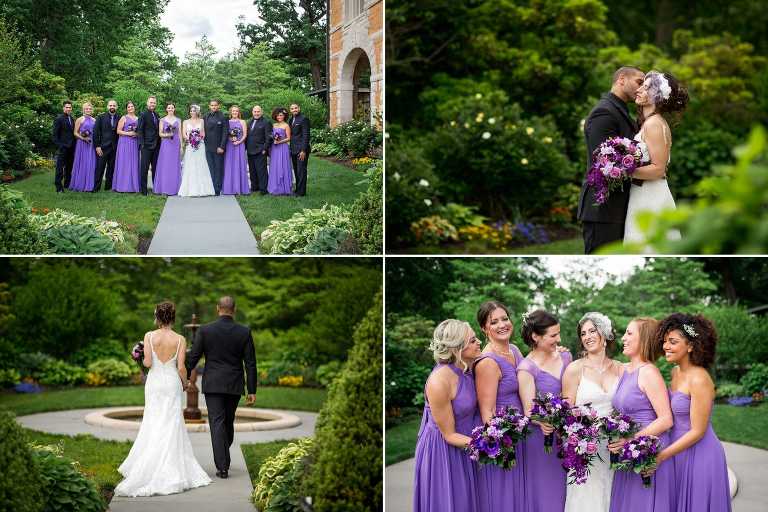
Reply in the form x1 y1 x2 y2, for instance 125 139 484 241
624 124 681 249
564 371 618 512
114 334 211 496
178 120 215 197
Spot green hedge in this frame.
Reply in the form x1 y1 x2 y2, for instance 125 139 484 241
0 410 44 512
0 186 47 254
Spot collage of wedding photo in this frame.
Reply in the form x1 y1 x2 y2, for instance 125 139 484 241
0 1 767 512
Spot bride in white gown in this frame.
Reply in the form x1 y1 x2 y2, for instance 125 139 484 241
114 301 211 497
562 312 625 512
178 104 215 197
624 71 688 247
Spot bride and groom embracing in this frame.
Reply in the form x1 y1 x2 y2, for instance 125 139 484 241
114 296 257 497
578 66 690 254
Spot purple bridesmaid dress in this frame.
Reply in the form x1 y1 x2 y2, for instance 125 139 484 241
222 120 250 195
669 391 731 512
475 348 526 512
609 365 675 512
112 117 139 192
413 364 480 512
267 127 293 195
517 351 572 512
68 117 96 191
153 119 181 195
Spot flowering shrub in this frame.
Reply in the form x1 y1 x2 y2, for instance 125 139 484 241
86 358 134 385
410 215 459 245
314 119 381 158
458 223 514 249
278 375 303 387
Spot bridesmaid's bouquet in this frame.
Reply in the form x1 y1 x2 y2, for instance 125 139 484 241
558 405 602 485
229 127 242 140
613 435 662 488
530 392 572 454
586 137 643 204
80 129 91 141
601 409 640 467
467 406 531 469
163 122 175 134
188 129 203 150
131 342 146 374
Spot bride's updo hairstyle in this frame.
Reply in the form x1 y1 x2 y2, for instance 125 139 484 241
155 301 176 327
521 309 559 348
577 311 616 356
430 319 472 372
640 71 689 126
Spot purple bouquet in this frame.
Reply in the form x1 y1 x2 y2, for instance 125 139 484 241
229 127 242 140
467 406 531 469
558 405 602 485
614 435 662 488
124 124 135 132
80 129 91 141
586 137 643 204
131 342 146 374
188 128 203 150
530 392 571 453
601 409 640 467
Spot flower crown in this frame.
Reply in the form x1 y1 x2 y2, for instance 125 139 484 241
682 323 698 338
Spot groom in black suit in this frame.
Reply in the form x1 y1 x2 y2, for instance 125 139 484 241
289 103 311 196
52 100 75 192
136 95 161 195
577 66 645 254
93 99 120 191
204 99 228 195
186 296 256 479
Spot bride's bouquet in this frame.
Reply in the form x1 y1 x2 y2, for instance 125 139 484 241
601 409 640 467
188 129 203 151
530 392 572 453
131 342 146 374
613 435 662 488
587 137 643 204
467 406 531 469
558 405 602 485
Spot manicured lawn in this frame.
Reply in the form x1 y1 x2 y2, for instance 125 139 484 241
241 439 294 482
0 385 327 416
384 403 768 466
10 166 165 253
237 157 367 240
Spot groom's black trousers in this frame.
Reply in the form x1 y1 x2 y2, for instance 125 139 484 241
205 393 241 471
583 221 625 254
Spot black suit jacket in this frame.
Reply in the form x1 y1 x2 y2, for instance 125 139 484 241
245 117 273 155
186 316 257 395
52 114 75 149
288 114 311 154
577 93 638 223
204 111 228 152
136 110 161 150
93 111 120 151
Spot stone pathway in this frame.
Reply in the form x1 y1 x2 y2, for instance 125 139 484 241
147 195 259 255
385 441 765 511
17 391 316 512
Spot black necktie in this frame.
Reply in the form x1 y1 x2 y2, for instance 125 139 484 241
152 112 157 126
110 115 115 129
67 116 72 129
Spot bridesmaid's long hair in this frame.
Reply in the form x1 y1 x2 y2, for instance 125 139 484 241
631 317 662 362
656 313 717 368
272 107 288 122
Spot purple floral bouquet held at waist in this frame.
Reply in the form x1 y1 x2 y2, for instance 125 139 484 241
229 127 242 140
163 122 175 134
587 136 642 205
601 409 640 467
558 404 602 485
80 129 91 141
131 342 146 374
467 406 531 470
188 129 202 150
530 392 572 454
613 435 662 488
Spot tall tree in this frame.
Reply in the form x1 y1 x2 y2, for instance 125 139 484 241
236 0 326 90
105 30 165 107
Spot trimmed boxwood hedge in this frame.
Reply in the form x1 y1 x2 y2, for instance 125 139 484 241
0 410 44 512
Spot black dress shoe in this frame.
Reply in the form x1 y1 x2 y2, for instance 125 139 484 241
217 470 228 479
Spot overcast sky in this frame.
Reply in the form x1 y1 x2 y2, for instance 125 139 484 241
541 256 646 289
161 0 261 60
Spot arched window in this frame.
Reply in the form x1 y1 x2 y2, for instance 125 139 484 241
353 53 371 120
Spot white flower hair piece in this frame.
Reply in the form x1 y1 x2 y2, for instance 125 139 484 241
644 71 672 104
683 323 698 338
521 312 531 326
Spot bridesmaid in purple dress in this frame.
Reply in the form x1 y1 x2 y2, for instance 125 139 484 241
474 301 526 511
267 107 293 195
413 319 482 512
645 314 731 512
608 317 675 512
153 103 181 195
68 102 97 192
517 310 571 512
222 105 249 195
112 101 140 193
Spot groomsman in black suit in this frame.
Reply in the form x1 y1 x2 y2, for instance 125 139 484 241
288 103 311 196
204 99 228 195
93 99 120 191
52 100 75 192
245 105 272 194
136 95 161 195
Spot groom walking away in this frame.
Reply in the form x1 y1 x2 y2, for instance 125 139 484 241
93 99 120 192
204 99 228 195
246 105 272 195
52 100 75 192
577 66 645 254
136 95 161 195
289 103 311 196
185 296 256 479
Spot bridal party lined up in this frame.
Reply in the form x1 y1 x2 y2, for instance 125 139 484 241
52 96 312 197
413 302 732 512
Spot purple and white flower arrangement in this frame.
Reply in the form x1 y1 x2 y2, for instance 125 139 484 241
558 404 602 485
613 435 662 488
467 406 531 469
586 137 643 204
131 341 146 374
229 127 242 140
601 409 640 467
530 392 571 453
188 128 203 150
